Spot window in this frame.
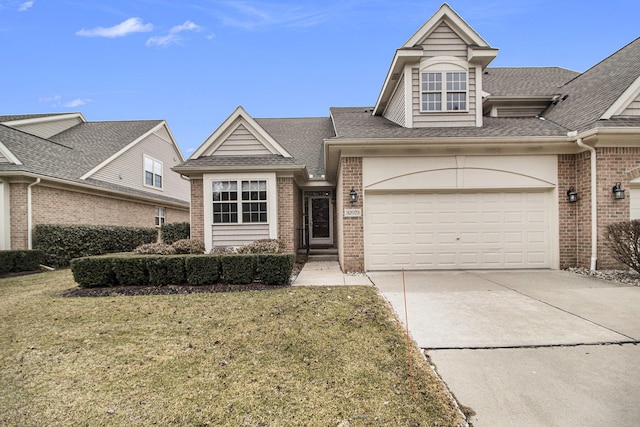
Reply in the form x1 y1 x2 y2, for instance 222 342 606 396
155 207 166 227
212 180 268 224
421 71 467 112
144 156 163 189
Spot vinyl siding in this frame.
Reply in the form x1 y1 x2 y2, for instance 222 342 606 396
214 124 272 156
496 106 546 117
12 116 83 139
621 93 640 116
420 22 467 59
0 153 8 163
211 223 269 247
383 75 406 126
90 132 189 201
411 67 477 127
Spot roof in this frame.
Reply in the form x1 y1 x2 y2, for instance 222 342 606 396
330 107 569 139
542 37 640 131
483 67 579 97
0 113 77 123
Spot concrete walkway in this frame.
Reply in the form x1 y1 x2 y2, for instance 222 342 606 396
292 261 373 286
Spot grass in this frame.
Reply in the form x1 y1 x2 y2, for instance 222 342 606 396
0 270 463 426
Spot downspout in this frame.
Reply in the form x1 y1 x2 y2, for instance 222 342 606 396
573 134 597 271
27 178 40 250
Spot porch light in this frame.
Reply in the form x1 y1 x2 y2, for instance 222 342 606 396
567 187 578 203
612 182 625 200
349 188 358 203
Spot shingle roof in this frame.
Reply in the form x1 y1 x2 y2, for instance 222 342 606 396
256 117 334 177
331 107 569 139
542 37 640 131
483 67 579 97
176 154 301 169
0 113 76 123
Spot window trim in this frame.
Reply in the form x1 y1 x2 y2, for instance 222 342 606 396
212 179 269 225
419 57 469 113
155 207 166 227
144 155 164 190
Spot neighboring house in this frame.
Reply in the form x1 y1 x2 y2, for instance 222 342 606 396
0 112 190 250
175 4 640 272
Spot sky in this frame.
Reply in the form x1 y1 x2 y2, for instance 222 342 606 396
2 0 640 157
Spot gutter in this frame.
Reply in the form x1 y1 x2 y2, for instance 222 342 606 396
570 132 598 271
27 178 40 250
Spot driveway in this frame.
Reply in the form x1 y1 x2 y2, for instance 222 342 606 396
369 270 640 426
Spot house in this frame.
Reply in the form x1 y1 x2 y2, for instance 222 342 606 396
174 4 640 272
0 112 190 250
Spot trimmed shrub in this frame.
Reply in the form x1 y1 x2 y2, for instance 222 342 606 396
0 250 44 274
71 256 116 288
220 255 256 284
605 220 640 272
161 222 190 245
172 239 205 254
185 255 221 286
237 239 285 255
256 254 295 286
147 256 186 286
33 224 157 267
112 257 149 286
210 246 236 255
134 243 176 255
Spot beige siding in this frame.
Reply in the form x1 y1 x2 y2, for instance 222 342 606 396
383 75 406 126
214 124 272 156
420 22 467 59
412 67 477 127
13 116 83 139
211 224 269 247
0 153 8 163
90 132 190 202
496 106 546 117
621 93 640 116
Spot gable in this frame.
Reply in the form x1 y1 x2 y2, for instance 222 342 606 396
622 92 640 116
4 114 85 139
214 124 273 156
420 22 467 58
190 106 291 159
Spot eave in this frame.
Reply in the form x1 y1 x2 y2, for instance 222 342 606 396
373 49 423 116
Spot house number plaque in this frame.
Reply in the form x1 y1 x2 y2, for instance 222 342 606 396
344 209 362 217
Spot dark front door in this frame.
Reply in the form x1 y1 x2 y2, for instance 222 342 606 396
309 197 332 245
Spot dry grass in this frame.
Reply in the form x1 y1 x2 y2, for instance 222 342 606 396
0 270 463 426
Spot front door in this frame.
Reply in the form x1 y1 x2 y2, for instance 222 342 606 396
309 196 333 245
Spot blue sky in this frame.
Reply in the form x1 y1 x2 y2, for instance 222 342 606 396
2 0 639 157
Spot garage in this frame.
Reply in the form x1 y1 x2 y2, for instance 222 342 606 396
365 191 553 270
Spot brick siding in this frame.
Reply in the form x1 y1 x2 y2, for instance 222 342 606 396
277 177 299 254
190 179 204 242
340 157 364 272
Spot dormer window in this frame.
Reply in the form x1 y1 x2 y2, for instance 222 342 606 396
419 57 468 113
421 71 467 112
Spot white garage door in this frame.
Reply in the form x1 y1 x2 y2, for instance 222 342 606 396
365 191 552 270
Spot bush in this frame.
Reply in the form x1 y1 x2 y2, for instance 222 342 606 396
161 222 190 245
71 256 115 288
605 220 640 272
220 255 256 284
0 250 44 274
210 246 236 255
185 255 220 286
33 224 157 267
237 239 285 255
147 256 186 286
172 239 205 254
256 254 295 286
112 257 149 286
134 243 176 255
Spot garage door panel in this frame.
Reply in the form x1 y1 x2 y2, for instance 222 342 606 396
365 191 553 270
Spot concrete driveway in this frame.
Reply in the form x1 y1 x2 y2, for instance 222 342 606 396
369 270 640 426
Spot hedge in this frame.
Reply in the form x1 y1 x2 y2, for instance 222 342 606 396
70 253 294 288
33 224 157 268
0 250 44 274
161 222 190 245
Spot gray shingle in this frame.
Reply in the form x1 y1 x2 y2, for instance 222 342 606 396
542 37 640 131
176 154 301 169
483 67 579 96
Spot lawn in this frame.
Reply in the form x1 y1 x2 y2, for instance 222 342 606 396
0 270 463 426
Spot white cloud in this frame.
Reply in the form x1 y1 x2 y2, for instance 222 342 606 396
38 95 93 108
146 20 202 47
18 1 33 11
38 95 61 103
76 17 153 38
62 98 93 108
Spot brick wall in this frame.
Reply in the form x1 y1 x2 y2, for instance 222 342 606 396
277 177 298 254
340 157 364 272
190 179 204 242
557 154 577 269
10 182 189 250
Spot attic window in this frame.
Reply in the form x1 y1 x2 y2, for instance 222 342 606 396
144 155 163 189
420 71 467 112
